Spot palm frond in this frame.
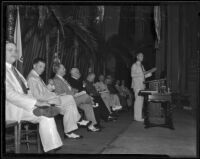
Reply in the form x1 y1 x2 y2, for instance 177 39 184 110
49 6 65 38
64 19 97 53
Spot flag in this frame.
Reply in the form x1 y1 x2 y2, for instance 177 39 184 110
14 7 23 73
154 6 161 49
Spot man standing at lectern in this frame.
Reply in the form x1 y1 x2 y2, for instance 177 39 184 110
131 52 156 122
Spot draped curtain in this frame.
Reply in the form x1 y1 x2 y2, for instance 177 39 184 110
156 3 199 109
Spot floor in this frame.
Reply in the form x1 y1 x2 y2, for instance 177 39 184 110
102 108 196 157
8 107 197 157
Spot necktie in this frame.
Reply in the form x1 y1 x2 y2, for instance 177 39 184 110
39 76 48 88
59 76 72 90
63 79 72 90
140 64 146 81
11 66 28 94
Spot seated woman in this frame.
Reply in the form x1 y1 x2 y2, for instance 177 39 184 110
95 75 122 113
120 80 134 108
114 80 128 110
85 73 117 128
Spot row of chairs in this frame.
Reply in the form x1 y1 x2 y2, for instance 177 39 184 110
6 120 41 154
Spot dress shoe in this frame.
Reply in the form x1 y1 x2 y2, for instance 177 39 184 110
46 146 62 153
112 105 122 111
110 112 119 117
134 118 144 122
107 116 117 122
92 103 99 108
33 106 60 118
87 125 101 132
64 133 83 139
94 124 104 129
77 120 91 127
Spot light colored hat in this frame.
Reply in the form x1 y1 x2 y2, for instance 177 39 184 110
70 68 80 78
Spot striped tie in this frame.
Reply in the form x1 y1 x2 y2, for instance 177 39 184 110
11 66 28 94
38 76 48 88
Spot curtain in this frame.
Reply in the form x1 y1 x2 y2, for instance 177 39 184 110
155 4 199 109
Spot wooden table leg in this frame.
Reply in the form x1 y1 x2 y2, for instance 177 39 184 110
143 96 150 128
166 102 174 129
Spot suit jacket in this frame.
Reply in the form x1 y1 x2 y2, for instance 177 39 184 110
131 61 146 90
85 80 99 97
68 76 84 92
107 84 118 94
6 63 36 122
53 75 74 96
27 70 56 101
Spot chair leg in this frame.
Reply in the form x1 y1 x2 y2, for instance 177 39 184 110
17 123 21 153
14 124 18 153
24 125 30 152
37 125 41 153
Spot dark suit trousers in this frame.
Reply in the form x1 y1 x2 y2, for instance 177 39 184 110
93 95 110 124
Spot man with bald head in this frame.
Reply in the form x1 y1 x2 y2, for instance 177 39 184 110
5 41 63 153
52 64 100 132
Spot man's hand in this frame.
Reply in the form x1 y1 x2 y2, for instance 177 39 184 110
72 88 79 94
47 97 61 106
35 100 50 107
145 72 152 78
144 67 157 75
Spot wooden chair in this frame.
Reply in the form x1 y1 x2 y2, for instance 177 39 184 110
6 120 20 153
18 121 41 153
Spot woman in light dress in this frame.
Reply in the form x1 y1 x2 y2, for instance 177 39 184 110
95 75 122 113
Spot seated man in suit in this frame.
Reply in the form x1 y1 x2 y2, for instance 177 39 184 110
68 68 84 92
27 58 91 139
6 41 63 153
52 64 100 132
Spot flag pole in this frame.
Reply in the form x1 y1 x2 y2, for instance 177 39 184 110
14 5 23 73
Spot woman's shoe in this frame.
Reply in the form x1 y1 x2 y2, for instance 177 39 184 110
87 125 101 132
77 120 91 127
64 133 83 139
112 105 122 111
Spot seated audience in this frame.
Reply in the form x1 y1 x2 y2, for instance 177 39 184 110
27 58 90 139
85 73 117 128
52 64 100 132
6 41 63 153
